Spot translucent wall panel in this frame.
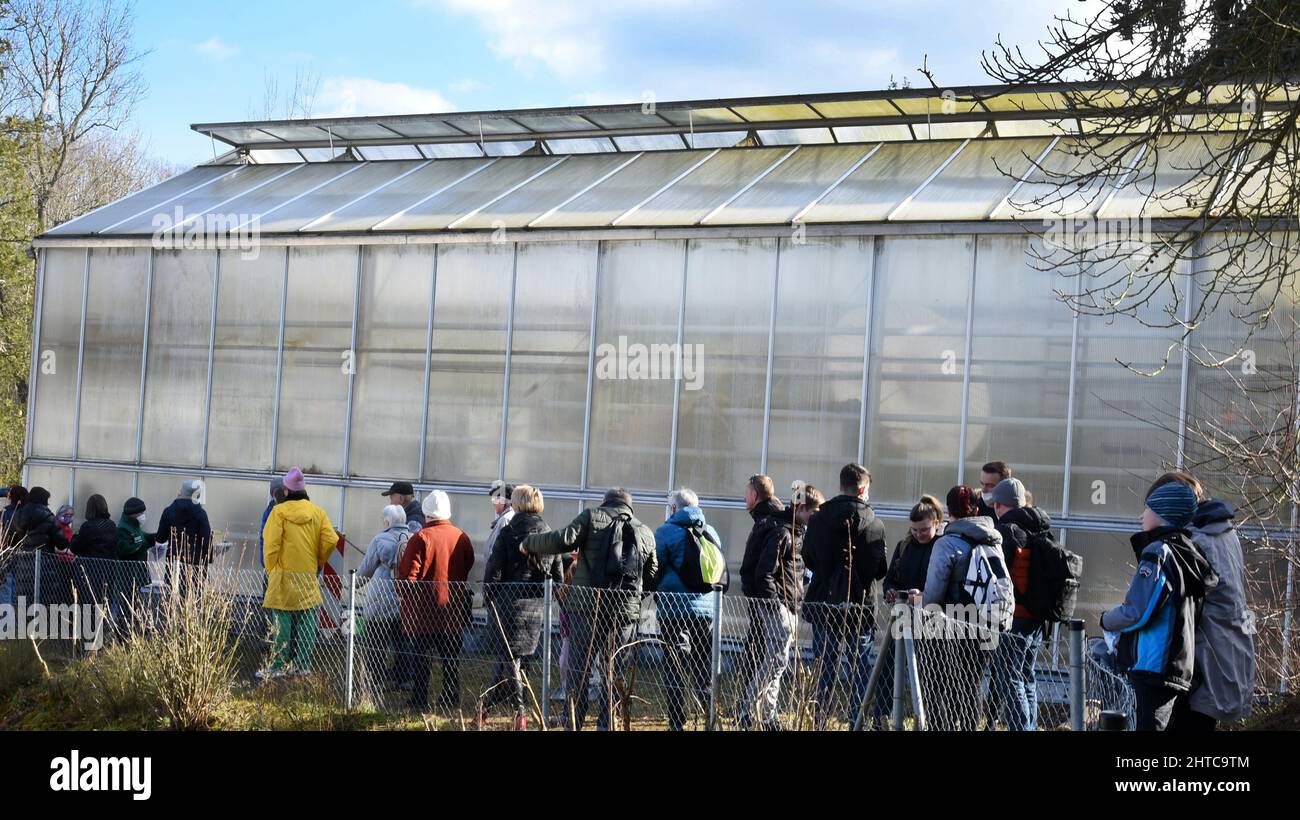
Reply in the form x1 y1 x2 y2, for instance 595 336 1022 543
1068 260 1184 516
504 242 597 487
25 465 72 511
424 243 512 483
207 250 285 470
587 240 685 492
1057 528 1141 626
32 249 84 458
865 236 972 504
348 245 435 479
275 246 356 475
1183 235 1299 503
765 236 870 491
72 468 136 523
964 236 1073 511
141 250 215 466
77 248 147 461
343 484 392 572
674 238 776 497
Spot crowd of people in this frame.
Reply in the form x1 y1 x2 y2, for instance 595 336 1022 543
0 457 1258 732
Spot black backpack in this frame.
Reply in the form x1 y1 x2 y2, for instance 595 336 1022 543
1025 529 1083 622
593 512 645 593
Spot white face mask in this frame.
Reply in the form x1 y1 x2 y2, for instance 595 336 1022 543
981 491 994 504
862 490 869 502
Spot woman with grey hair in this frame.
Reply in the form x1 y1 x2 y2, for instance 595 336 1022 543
357 503 411 695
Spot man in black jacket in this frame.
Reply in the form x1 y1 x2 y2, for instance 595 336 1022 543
157 480 213 566
802 463 887 728
738 474 803 731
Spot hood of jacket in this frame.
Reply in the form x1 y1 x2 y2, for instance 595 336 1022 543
274 498 320 526
667 505 707 530
749 497 786 523
945 515 1001 545
997 505 1051 534
1192 499 1235 533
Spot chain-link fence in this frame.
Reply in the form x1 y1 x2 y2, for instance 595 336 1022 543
0 549 1137 731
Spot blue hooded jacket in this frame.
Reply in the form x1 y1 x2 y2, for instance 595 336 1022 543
654 506 723 620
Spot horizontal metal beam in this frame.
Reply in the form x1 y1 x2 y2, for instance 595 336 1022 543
34 216 1291 250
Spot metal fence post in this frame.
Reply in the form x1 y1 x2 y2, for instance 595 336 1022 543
709 586 723 731
33 551 41 606
892 604 909 730
1068 618 1085 731
901 626 926 731
345 569 357 711
542 577 553 726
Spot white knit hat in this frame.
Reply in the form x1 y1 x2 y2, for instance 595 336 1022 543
422 489 451 521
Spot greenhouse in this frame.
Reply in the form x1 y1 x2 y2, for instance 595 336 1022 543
27 83 1291 622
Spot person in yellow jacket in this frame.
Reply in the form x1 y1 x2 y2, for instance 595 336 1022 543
259 467 340 679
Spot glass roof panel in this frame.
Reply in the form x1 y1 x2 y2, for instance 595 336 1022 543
681 130 748 149
730 103 820 122
996 136 1138 220
380 156 566 231
386 119 470 138
612 134 685 151
707 144 876 224
420 142 486 158
328 122 406 140
455 153 633 228
356 144 424 160
832 124 913 142
207 126 280 144
299 147 350 162
889 96 983 116
995 119 1073 138
912 120 988 140
1101 134 1237 219
619 147 793 226
482 140 542 156
545 137 618 154
46 164 237 235
756 128 835 145
107 163 307 234
540 149 715 227
898 137 1052 220
252 161 426 232
248 149 304 164
511 114 600 132
257 125 334 141
801 140 963 222
809 99 903 118
584 110 673 129
443 116 527 135
175 162 360 234
980 91 1071 112
310 158 492 231
658 107 743 126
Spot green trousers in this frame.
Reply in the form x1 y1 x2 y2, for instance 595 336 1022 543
269 608 319 672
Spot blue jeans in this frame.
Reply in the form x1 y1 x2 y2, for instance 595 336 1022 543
992 617 1043 731
811 608 872 727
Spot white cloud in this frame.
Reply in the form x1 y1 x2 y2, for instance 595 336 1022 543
192 36 239 62
315 76 455 117
449 78 487 94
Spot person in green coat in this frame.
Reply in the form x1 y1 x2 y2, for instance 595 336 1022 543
114 497 155 634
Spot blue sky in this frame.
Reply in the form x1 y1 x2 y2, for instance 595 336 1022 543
131 0 1085 166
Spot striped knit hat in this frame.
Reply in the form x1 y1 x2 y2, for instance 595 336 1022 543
1146 481 1197 528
